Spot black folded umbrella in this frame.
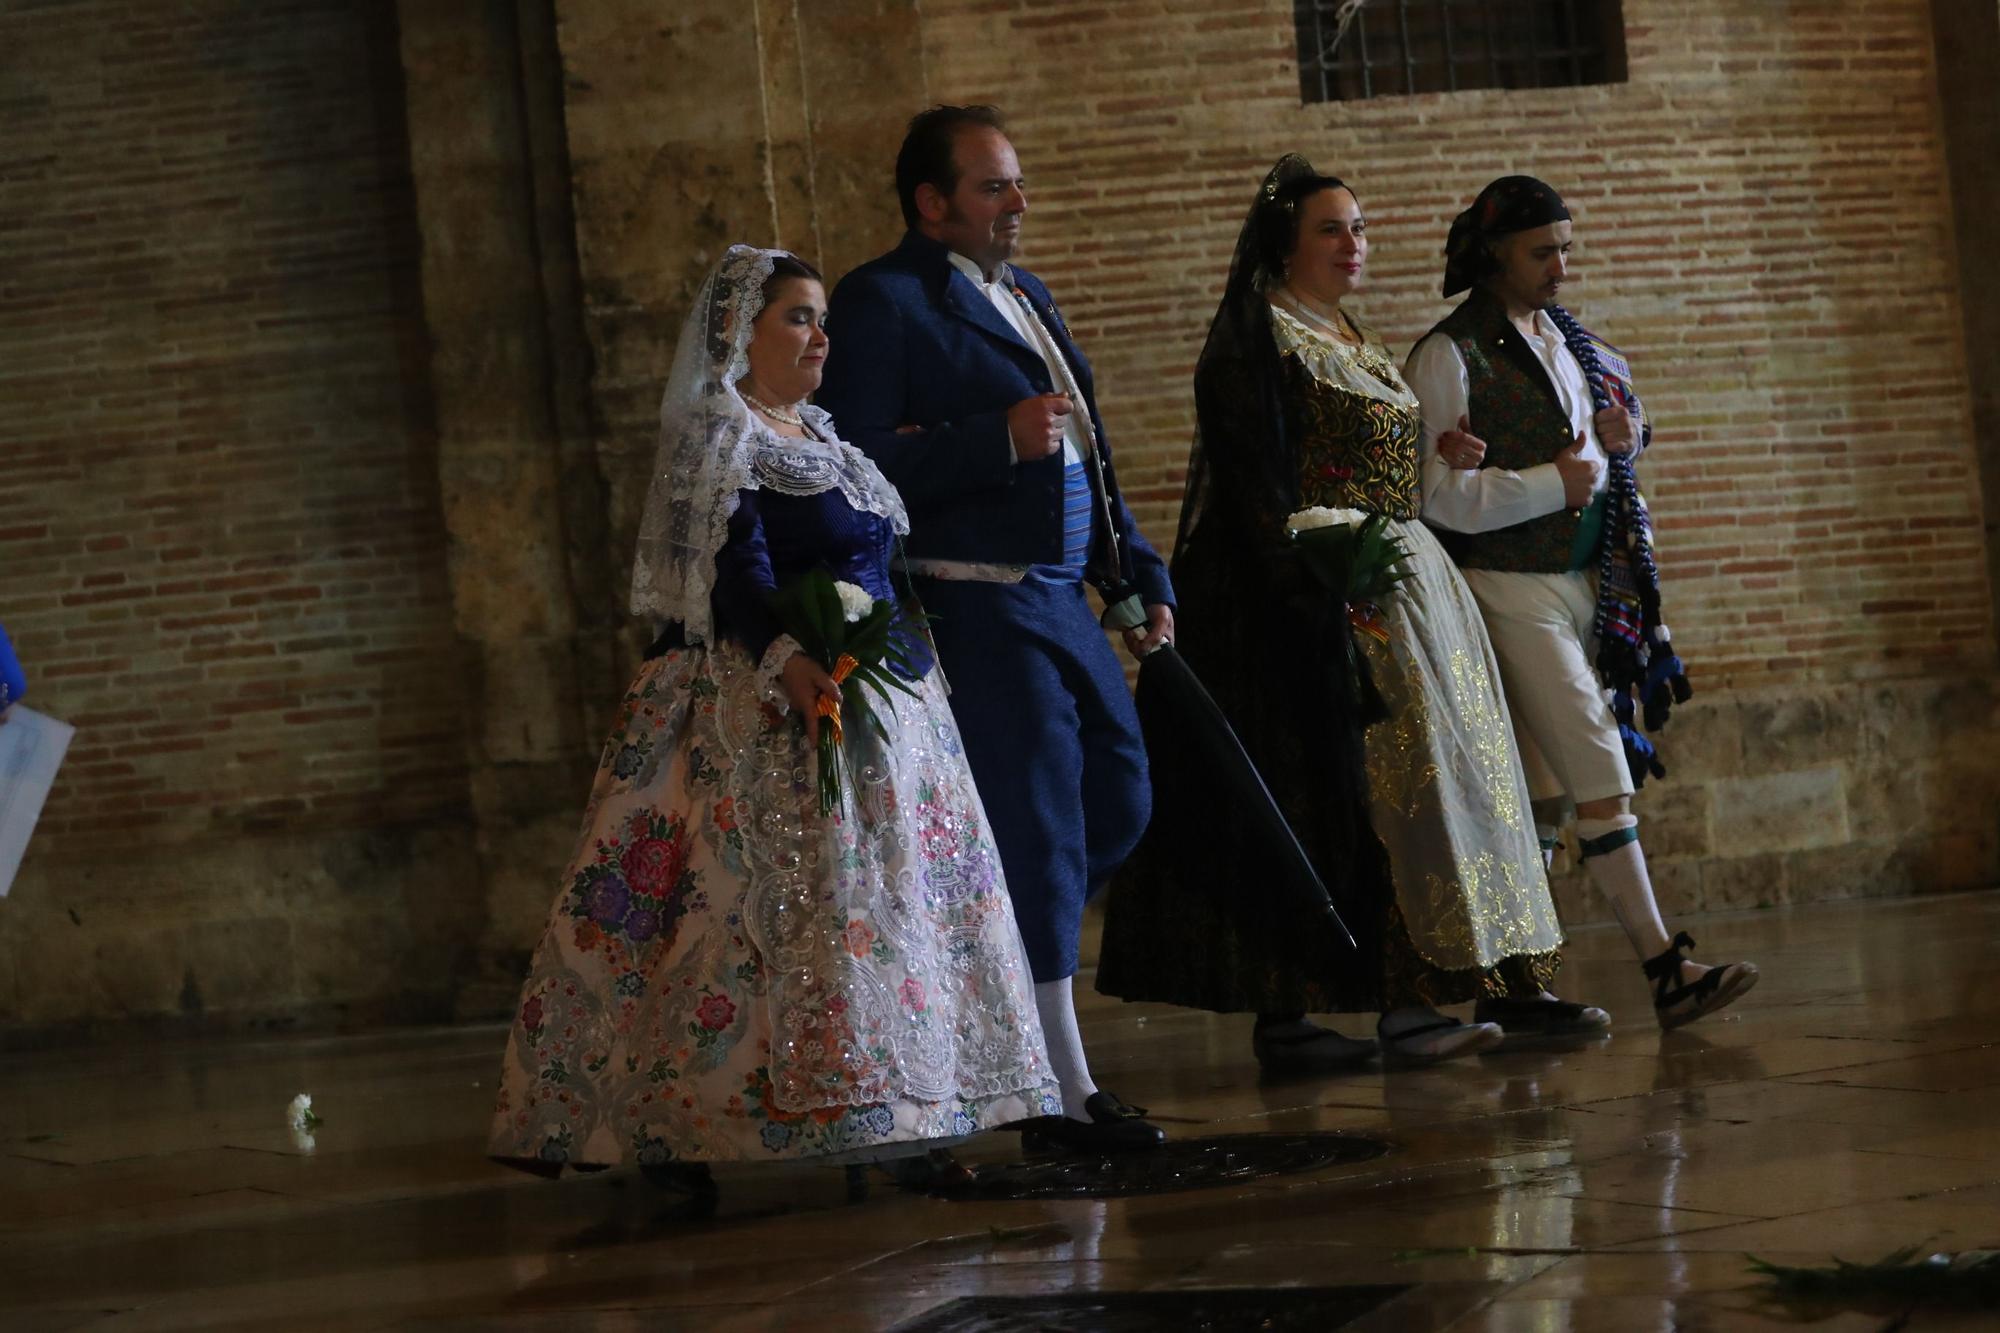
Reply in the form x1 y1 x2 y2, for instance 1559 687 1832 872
1133 643 1355 950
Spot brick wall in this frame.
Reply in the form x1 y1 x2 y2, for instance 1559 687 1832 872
0 0 477 1032
5 0 1991 1034
920 0 1988 689
551 0 2000 930
906 0 2000 921
556 0 1994 689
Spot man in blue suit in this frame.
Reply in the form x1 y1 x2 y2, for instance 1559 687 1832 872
818 105 1173 1153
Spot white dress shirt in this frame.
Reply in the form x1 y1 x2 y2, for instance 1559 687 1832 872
947 249 1084 466
1404 309 1607 535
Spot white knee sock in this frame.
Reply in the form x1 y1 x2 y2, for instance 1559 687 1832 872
1033 977 1098 1120
1576 814 1672 959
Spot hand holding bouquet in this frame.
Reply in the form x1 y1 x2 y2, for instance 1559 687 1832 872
1285 506 1415 625
768 568 927 816
1284 506 1413 724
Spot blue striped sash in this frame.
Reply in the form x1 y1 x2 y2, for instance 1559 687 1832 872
1061 462 1093 568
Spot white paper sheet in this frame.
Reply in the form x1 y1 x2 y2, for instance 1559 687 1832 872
0 706 74 898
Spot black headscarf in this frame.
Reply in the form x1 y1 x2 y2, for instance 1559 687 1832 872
1441 175 1570 297
1175 154 1350 553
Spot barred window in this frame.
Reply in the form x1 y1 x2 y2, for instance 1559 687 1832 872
1296 0 1628 103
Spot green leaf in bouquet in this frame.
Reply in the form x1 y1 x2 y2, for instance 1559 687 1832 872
876 655 925 698
767 568 941 817
849 689 894 746
846 605 897 660
1291 515 1416 601
768 567 842 661
1349 514 1416 600
1291 523 1361 593
810 569 845 638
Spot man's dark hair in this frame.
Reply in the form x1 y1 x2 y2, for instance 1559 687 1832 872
758 252 823 310
895 104 1007 230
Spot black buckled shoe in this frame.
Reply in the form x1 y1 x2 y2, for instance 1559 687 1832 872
1019 1090 1167 1154
1644 932 1759 1031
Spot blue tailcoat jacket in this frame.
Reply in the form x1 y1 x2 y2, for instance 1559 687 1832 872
816 231 1172 610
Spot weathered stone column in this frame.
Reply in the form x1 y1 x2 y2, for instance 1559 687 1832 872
1931 0 2000 635
397 0 605 1011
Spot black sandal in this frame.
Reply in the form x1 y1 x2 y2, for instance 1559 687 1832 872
1473 995 1612 1038
1643 932 1759 1031
1376 1016 1504 1064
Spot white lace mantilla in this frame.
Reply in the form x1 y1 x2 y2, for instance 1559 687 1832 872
628 246 907 646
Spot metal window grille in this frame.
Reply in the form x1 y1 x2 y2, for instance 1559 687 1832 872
1296 0 1627 103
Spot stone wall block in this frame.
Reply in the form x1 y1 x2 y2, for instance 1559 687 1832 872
1631 779 1714 861
1649 694 1745 783
1907 829 2000 895
180 918 298 1015
1698 852 1790 914
1734 692 1852 776
798 0 927 277
1644 856 1704 921
1783 841 1918 905
1713 766 1850 854
9 908 183 1026
1858 675 2000 762
474 640 586 766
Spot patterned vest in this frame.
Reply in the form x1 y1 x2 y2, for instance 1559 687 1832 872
1285 352 1423 521
1430 290 1599 574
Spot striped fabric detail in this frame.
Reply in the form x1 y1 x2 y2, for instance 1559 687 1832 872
1061 462 1093 570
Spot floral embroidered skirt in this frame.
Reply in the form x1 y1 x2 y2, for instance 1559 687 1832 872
489 643 1057 1168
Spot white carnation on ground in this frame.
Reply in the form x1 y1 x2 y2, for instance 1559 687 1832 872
833 580 875 623
1286 506 1367 534
286 1093 319 1131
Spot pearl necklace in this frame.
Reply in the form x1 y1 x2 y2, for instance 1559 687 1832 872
740 388 806 427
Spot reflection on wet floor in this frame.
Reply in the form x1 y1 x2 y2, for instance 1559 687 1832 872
928 1130 1392 1201
885 1283 1410 1332
4 892 2000 1330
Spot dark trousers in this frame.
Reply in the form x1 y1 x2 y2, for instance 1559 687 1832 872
915 576 1151 982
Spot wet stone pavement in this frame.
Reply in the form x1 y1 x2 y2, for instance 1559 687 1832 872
4 893 2000 1330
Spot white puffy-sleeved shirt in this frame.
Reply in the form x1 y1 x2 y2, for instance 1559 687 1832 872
1404 309 1608 535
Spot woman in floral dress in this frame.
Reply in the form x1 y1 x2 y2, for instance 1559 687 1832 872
1098 158 1606 1067
489 246 1056 1178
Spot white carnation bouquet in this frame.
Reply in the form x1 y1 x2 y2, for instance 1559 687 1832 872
767 568 928 816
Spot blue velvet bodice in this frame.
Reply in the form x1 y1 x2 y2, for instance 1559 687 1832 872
650 486 926 677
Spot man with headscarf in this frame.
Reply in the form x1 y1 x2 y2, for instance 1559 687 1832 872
1405 176 1760 1030
817 105 1171 1152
